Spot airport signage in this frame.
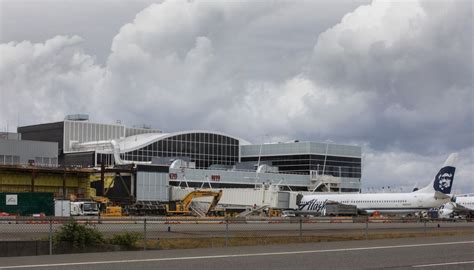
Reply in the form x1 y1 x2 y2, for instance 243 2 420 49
6 194 18 205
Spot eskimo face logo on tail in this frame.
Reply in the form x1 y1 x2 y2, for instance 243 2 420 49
438 173 452 190
434 166 455 194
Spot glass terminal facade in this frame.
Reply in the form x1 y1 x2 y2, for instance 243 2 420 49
241 155 361 178
118 132 240 169
240 142 362 179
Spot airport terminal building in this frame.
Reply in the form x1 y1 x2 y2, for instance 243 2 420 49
0 132 58 166
17 115 362 192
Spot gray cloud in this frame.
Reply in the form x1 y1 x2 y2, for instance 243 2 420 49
362 147 474 195
0 35 104 125
0 0 160 63
0 0 472 192
308 0 473 154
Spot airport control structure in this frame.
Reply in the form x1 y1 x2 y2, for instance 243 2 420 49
1 114 362 213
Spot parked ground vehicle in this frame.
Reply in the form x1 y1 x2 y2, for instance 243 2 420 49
323 202 358 216
91 196 123 217
281 210 296 217
268 209 282 217
70 201 99 216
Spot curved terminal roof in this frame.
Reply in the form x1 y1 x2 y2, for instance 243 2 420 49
117 130 251 153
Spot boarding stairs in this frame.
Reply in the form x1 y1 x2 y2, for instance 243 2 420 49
237 204 269 217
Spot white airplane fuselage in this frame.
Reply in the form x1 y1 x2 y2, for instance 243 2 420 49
299 192 449 214
455 196 474 210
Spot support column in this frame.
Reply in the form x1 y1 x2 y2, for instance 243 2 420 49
62 173 67 199
31 170 36 192
100 163 105 196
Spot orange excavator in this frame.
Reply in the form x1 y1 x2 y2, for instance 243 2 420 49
164 190 223 216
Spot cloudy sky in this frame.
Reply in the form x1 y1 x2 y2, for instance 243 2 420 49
0 0 472 192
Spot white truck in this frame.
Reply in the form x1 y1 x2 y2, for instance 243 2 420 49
70 201 99 216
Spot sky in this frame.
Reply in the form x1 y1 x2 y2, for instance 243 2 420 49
0 0 472 193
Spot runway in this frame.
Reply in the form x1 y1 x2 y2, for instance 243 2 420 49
1 235 473 269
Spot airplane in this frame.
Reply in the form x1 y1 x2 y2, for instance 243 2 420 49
454 195 474 210
438 194 474 218
298 153 458 215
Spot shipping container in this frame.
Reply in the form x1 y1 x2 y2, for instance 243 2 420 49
0 192 54 216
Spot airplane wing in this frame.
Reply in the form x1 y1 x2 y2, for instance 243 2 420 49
451 203 471 212
450 203 474 217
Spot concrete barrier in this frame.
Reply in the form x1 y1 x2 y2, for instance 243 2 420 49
0 241 49 257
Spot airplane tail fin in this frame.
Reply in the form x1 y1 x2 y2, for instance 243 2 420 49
417 153 457 194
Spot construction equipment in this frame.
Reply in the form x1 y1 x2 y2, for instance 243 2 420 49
124 201 166 216
268 209 282 217
165 190 223 216
91 196 123 217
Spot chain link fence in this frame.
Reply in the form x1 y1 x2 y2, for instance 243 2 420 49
1 216 473 256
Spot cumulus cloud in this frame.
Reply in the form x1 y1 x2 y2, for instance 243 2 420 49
0 0 472 191
205 77 377 142
0 36 104 125
309 0 473 153
95 0 355 130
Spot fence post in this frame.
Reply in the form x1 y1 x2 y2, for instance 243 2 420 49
365 217 369 240
299 215 303 241
143 218 147 251
48 217 53 255
225 217 229 247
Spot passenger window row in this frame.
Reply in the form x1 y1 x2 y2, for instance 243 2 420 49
340 200 408 204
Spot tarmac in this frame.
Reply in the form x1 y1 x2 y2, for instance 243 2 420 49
1 235 473 270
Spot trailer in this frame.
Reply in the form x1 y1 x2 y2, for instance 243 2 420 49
54 200 71 217
323 202 358 216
